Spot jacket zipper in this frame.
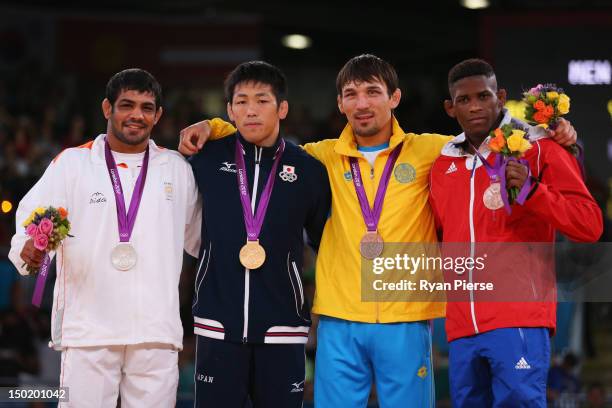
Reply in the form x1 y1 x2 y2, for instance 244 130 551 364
469 155 479 334
243 146 262 343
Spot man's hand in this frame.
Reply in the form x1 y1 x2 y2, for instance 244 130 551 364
20 239 45 269
548 118 577 147
506 160 529 190
178 120 211 156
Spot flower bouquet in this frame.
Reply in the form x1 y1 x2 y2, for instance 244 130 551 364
523 83 570 127
22 206 71 274
487 124 532 211
522 83 577 155
22 206 71 307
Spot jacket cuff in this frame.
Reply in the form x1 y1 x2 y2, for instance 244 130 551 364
526 177 540 201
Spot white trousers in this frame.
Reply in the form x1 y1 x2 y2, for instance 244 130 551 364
58 343 178 408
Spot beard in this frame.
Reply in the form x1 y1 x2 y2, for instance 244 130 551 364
111 121 150 146
353 123 381 138
350 110 383 138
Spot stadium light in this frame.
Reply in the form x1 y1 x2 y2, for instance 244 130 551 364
460 0 490 9
1 200 12 213
281 34 312 50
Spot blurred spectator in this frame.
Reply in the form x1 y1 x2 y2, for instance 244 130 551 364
61 113 86 149
0 277 39 386
548 352 582 403
582 382 608 408
0 258 19 310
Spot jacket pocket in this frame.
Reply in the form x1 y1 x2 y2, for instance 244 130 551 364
287 253 306 320
292 261 304 309
192 242 212 308
518 327 527 357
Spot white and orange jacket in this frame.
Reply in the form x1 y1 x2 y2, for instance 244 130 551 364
9 134 201 350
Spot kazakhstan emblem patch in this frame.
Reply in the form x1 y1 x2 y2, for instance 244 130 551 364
394 163 416 183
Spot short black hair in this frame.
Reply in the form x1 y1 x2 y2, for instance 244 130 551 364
105 68 162 109
224 61 288 104
448 58 496 89
562 352 579 367
336 54 399 96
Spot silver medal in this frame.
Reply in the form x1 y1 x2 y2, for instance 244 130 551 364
111 243 137 271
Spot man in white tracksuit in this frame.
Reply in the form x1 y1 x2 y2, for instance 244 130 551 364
9 68 201 407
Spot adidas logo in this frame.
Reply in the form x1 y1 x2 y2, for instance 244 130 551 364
515 357 531 370
445 162 457 174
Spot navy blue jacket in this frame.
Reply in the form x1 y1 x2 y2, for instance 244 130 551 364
190 132 331 344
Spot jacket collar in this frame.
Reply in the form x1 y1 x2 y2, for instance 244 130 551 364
334 116 409 158
90 134 169 165
235 131 283 162
440 108 550 158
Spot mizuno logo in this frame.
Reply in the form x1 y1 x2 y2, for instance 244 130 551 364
290 380 304 393
219 162 237 173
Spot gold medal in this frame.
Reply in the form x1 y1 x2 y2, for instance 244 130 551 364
360 231 384 260
483 182 504 210
239 240 266 269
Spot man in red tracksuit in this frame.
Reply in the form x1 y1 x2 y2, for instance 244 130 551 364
429 59 603 407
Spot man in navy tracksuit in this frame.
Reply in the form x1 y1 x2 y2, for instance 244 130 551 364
189 61 331 407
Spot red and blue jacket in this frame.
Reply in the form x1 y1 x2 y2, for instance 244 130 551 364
429 114 603 342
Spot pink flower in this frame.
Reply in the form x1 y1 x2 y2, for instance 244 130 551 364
529 84 544 96
26 223 38 238
38 218 54 236
528 87 540 96
33 233 49 251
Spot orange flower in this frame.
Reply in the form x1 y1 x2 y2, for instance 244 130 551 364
488 132 506 152
543 105 554 117
58 207 68 219
534 100 546 111
533 111 550 124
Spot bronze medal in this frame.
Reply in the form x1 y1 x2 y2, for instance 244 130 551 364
360 231 384 260
483 182 504 210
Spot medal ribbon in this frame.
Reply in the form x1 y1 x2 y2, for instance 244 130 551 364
349 143 402 232
471 146 531 215
235 137 285 241
31 253 50 307
104 137 150 242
